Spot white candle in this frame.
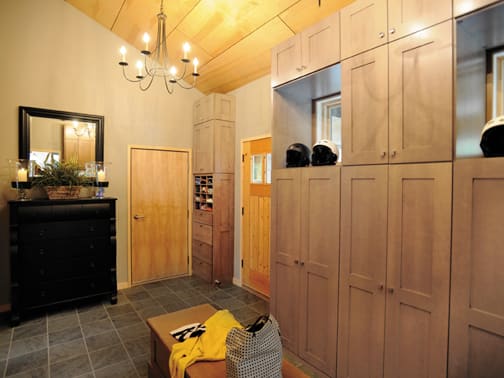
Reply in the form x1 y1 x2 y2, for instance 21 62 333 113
143 33 150 51
193 58 199 74
120 46 127 62
97 170 106 182
183 42 190 60
136 61 143 77
17 168 28 182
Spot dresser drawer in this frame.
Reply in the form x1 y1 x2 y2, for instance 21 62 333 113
192 257 212 282
21 237 110 261
193 222 212 245
192 240 212 264
193 210 213 225
19 219 110 240
17 203 112 221
22 274 111 308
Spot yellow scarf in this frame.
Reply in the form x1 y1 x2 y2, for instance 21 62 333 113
169 309 242 378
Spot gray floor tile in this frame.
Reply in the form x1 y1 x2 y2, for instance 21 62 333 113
155 294 182 307
111 312 142 330
7 365 48 378
162 300 190 313
141 286 171 298
5 348 47 376
124 290 151 302
81 319 114 338
106 303 135 318
206 290 232 301
48 326 82 346
0 328 12 345
0 359 5 376
85 330 120 352
49 353 91 378
137 306 167 321
141 281 166 290
0 342 9 361
12 323 46 342
89 344 128 370
213 297 247 311
49 338 87 364
234 291 263 304
231 307 260 324
116 323 150 342
129 298 159 311
250 300 269 314
182 294 210 307
9 334 47 359
94 360 138 378
123 336 150 359
47 312 79 333
77 307 109 324
133 354 149 378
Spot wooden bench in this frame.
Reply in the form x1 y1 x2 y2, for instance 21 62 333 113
147 304 308 378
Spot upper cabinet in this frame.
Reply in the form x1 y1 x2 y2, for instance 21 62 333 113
340 0 452 59
454 0 500 17
271 12 340 87
342 21 453 165
193 93 236 125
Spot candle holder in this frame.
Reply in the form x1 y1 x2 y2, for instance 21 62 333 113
93 162 110 198
9 159 33 200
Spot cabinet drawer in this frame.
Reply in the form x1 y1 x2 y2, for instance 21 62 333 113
20 219 110 240
22 237 110 261
17 203 112 221
193 222 212 245
22 274 111 308
193 210 213 225
192 257 212 282
192 240 212 264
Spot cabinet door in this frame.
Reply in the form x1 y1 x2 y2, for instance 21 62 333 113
342 45 388 165
388 0 451 42
338 165 388 378
193 122 214 173
298 166 340 377
301 12 340 74
388 21 453 164
340 0 387 60
271 34 302 87
213 121 234 173
212 93 236 122
385 163 452 378
449 158 504 378
193 96 212 125
271 169 301 353
454 0 497 17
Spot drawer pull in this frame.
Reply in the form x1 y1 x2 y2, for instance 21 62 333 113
39 269 45 276
40 291 46 297
39 249 45 255
39 230 45 237
90 262 95 269
89 243 95 249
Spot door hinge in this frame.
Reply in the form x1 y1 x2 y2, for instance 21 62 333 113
241 207 244 215
241 259 244 268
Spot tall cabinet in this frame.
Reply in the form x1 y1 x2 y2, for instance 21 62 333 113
271 166 340 378
192 93 235 285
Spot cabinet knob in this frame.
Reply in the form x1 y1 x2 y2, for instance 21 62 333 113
378 283 384 290
294 259 299 265
300 261 305 266
379 32 385 38
296 67 303 72
89 226 95 232
389 28 396 34
381 151 386 158
39 249 45 255
39 230 45 237
388 287 394 294
390 150 397 157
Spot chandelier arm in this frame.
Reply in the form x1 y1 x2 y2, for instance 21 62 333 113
139 75 155 91
143 54 155 77
122 65 143 83
175 77 197 90
163 75 174 94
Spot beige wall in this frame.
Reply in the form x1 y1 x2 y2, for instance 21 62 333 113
0 0 202 305
228 75 273 283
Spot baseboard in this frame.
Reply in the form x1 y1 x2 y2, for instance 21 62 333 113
232 277 242 287
117 281 130 290
0 304 11 313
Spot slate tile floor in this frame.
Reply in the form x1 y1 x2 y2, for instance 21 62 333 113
0 276 275 378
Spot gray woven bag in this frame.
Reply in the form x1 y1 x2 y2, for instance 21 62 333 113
225 314 282 378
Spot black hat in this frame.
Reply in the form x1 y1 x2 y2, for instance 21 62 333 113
286 143 310 167
481 116 504 157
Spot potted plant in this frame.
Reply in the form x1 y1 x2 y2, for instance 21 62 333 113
31 159 92 199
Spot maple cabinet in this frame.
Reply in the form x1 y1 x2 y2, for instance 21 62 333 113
271 12 340 87
454 0 500 16
340 0 451 59
193 93 235 125
338 163 452 378
342 21 453 165
449 158 504 377
193 120 234 173
271 166 340 378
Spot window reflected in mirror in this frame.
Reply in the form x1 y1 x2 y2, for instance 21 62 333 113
313 94 342 161
487 47 504 120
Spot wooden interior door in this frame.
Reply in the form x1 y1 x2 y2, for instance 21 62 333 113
130 148 190 284
385 163 452 378
241 137 271 297
338 164 388 378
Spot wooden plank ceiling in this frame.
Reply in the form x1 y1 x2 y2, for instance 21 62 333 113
65 0 353 94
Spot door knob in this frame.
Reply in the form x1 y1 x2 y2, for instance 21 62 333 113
133 214 145 220
378 283 384 290
388 287 394 294
294 259 299 265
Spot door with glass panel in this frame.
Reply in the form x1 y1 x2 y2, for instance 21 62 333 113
241 137 272 297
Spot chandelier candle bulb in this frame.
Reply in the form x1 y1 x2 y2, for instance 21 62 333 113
136 61 143 77
120 46 126 62
193 57 199 74
17 168 28 182
143 33 150 52
183 42 190 61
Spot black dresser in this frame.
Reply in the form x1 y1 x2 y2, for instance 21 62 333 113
9 198 117 325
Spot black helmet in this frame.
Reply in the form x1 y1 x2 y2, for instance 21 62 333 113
286 143 310 167
312 139 338 166
481 116 504 157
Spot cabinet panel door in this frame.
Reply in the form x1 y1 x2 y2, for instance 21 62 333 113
338 165 388 378
271 169 301 352
388 21 453 164
298 166 340 377
271 34 302 87
213 121 234 173
449 158 504 378
193 122 214 173
301 12 340 74
342 45 388 165
340 0 387 60
385 163 452 378
388 0 451 41
193 96 212 125
454 0 497 17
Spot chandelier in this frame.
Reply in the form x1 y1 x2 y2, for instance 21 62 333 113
118 0 200 94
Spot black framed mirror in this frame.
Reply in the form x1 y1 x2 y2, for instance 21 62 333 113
19 106 104 167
